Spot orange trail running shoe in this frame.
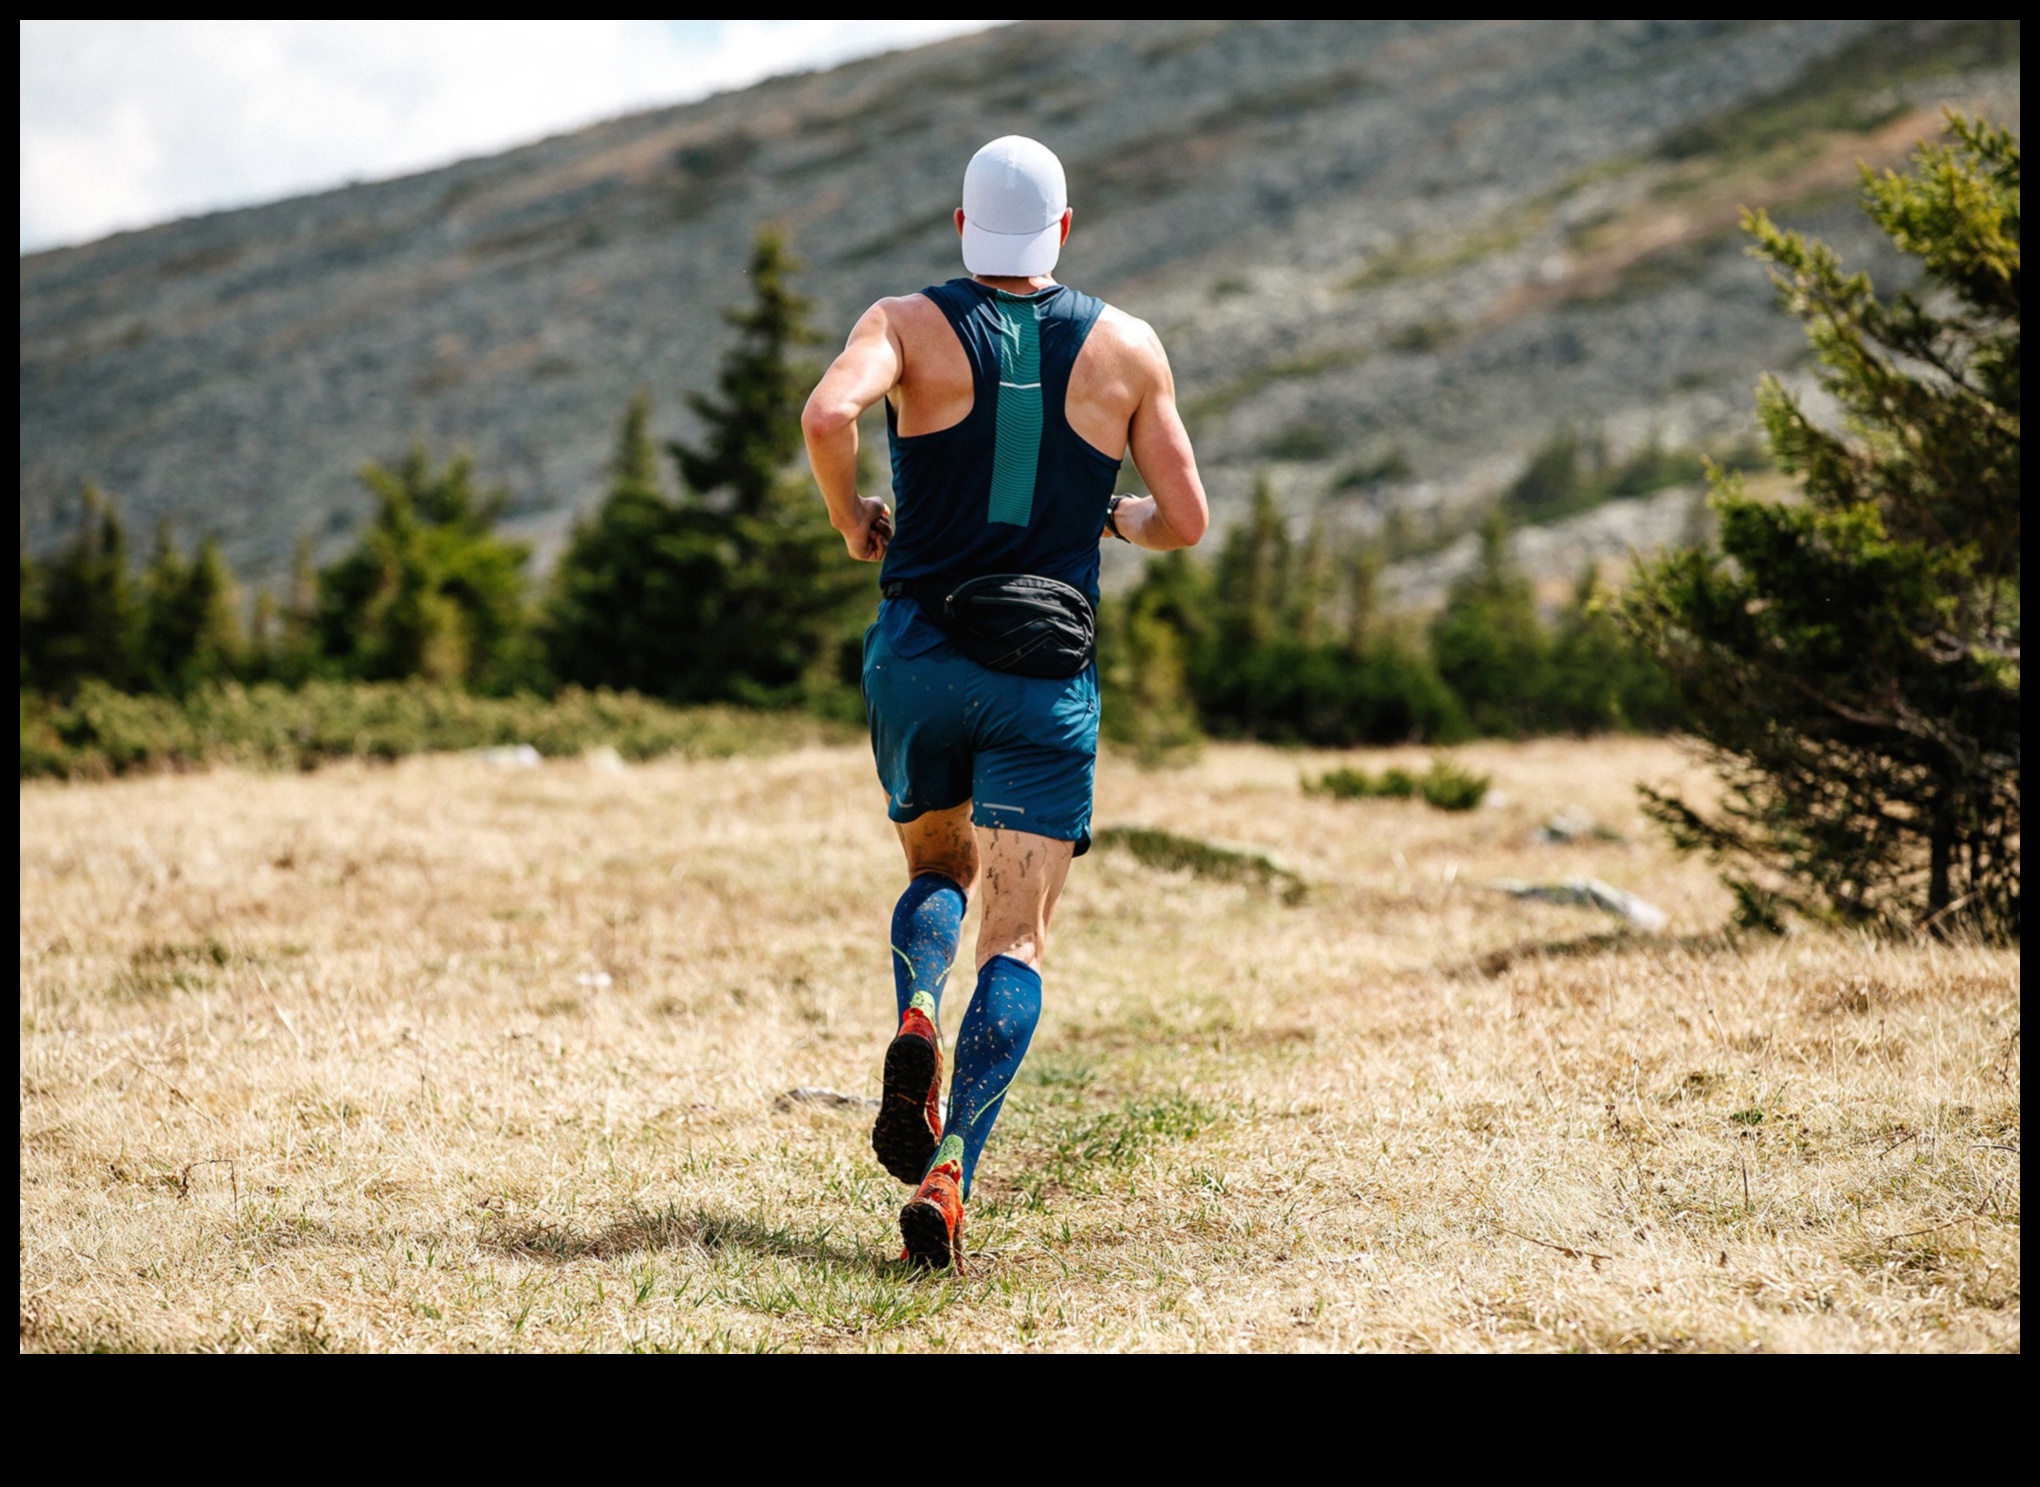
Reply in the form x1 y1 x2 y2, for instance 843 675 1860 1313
872 1005 943 1184
899 1141 965 1272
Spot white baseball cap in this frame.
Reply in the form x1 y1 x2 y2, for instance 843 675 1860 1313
960 135 1068 278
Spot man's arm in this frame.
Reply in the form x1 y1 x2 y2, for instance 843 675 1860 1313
1113 321 1209 551
802 301 903 562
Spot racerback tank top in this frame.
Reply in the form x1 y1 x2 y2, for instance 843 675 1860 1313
880 278 1121 604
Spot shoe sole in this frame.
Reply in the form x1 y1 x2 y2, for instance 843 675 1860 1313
899 1195 962 1273
871 1029 939 1185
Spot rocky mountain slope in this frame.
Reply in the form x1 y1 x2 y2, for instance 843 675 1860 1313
19 19 2020 596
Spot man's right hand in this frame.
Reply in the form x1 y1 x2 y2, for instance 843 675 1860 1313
840 496 894 562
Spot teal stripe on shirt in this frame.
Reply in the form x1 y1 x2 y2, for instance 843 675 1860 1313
987 292 1042 527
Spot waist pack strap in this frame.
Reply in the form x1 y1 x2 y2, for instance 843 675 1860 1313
881 576 1094 619
880 578 976 610
880 574 1096 680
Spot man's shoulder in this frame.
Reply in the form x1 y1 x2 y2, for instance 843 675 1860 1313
846 290 952 355
1085 302 1166 375
871 287 953 330
1091 301 1160 347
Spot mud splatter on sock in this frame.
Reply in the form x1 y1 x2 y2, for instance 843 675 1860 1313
891 874 965 1025
945 954 1042 1196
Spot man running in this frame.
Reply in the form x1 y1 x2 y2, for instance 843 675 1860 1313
802 135 1210 1270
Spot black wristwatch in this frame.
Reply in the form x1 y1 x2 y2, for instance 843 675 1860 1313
1104 494 1133 542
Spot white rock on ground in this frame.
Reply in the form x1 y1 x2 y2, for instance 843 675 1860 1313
1490 875 1668 931
478 744 541 768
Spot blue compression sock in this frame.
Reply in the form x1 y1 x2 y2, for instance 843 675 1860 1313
937 954 1043 1197
891 874 966 1024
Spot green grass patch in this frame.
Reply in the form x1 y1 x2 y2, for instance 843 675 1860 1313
1005 1090 1226 1205
1093 825 1306 902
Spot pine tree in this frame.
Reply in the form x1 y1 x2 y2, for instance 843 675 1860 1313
140 525 245 693
671 227 823 517
545 393 721 695
1212 477 1291 651
1101 552 1206 764
21 483 140 696
248 537 322 685
1625 115 2020 938
1545 566 1679 733
139 521 192 681
1428 514 1552 736
549 229 866 708
1290 516 1337 645
1183 478 1291 736
1344 540 1383 652
649 228 865 704
247 588 283 678
282 538 322 683
317 447 539 693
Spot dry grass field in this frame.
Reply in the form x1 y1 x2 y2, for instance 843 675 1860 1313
19 737 2020 1352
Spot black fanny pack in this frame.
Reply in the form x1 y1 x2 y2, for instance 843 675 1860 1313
883 573 1097 679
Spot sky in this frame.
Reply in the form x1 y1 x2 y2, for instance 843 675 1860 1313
19 19 1005 254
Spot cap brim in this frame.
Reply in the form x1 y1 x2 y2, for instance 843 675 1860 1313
961 217 1061 277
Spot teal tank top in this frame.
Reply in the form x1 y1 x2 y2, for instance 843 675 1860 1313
880 278 1120 605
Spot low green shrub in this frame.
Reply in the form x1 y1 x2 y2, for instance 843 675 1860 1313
1308 757 1491 811
20 680 844 782
1415 757 1491 811
1310 765 1416 800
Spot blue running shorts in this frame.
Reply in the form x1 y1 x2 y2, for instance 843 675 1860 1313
863 599 1099 853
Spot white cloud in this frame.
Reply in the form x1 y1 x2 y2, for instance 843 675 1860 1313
20 19 1004 253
